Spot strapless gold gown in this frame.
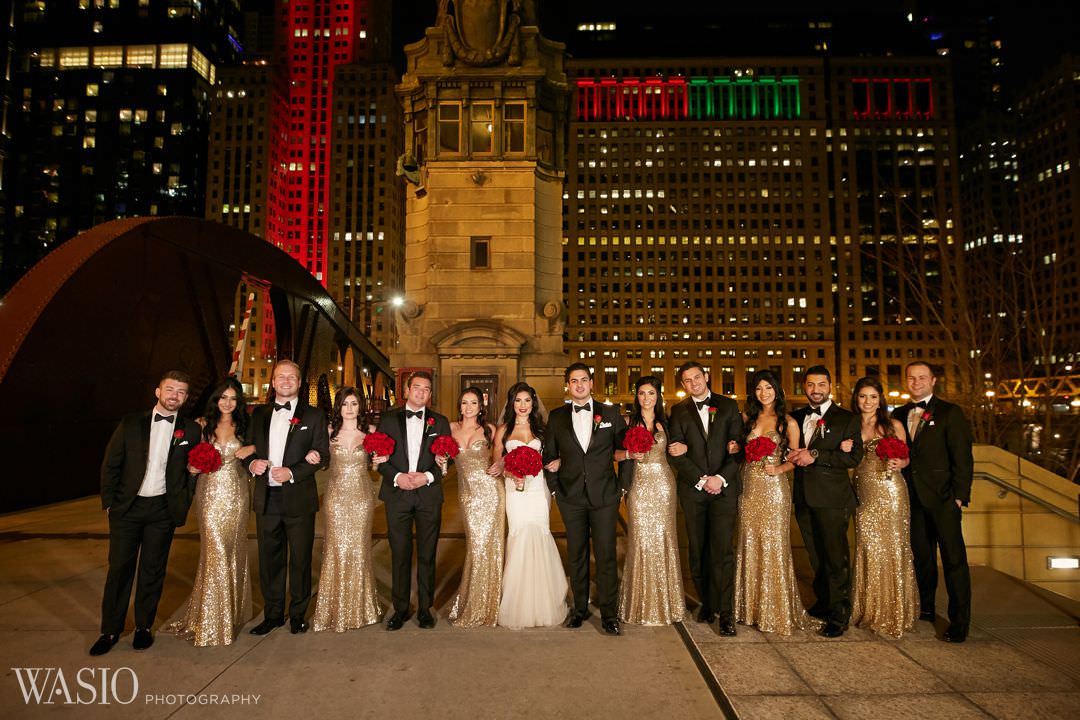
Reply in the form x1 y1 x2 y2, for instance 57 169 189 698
448 440 505 627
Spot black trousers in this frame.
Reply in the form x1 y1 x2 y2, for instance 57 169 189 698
556 498 619 620
385 493 442 614
678 492 737 619
100 495 175 634
910 491 971 627
795 501 852 624
255 488 316 623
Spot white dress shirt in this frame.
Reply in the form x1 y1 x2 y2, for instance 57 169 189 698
267 400 297 486
802 399 833 445
571 399 593 450
137 409 175 497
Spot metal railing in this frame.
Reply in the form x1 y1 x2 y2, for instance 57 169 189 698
974 471 1080 524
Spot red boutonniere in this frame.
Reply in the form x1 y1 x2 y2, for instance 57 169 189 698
917 411 934 433
816 418 826 428
288 417 301 434
171 429 185 446
426 417 436 428
708 406 718 422
593 414 603 431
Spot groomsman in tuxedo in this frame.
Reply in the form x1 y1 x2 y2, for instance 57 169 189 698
248 359 329 635
376 371 452 630
789 365 863 637
666 361 743 636
543 363 628 635
90 370 200 656
892 361 973 642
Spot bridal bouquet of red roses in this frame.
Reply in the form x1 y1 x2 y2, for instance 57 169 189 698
362 431 395 457
504 445 543 480
188 442 223 474
744 436 778 464
622 425 655 455
431 435 459 460
875 436 909 461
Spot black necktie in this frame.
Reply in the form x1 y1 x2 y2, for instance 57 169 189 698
274 401 292 412
695 399 710 411
914 400 928 409
153 413 174 423
807 406 820 416
406 409 424 420
573 404 591 413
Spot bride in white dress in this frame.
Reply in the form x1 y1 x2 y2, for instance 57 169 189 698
488 383 568 628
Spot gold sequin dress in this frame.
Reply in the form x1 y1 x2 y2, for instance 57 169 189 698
850 437 919 637
163 438 252 646
312 438 382 632
448 440 505 627
618 426 685 625
734 431 818 635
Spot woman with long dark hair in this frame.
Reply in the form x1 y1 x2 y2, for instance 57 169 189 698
164 378 255 645
488 382 567 628
849 376 918 637
311 386 385 632
733 369 817 634
447 387 504 627
617 376 685 625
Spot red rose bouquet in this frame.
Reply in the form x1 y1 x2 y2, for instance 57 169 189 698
188 442 223 474
504 445 543 480
744 436 778 464
362 431 395 457
875 436 909 461
431 435 459 460
622 425 656 454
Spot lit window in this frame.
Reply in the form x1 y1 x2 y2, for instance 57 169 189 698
471 102 494 154
126 45 156 67
92 46 123 67
86 83 98 97
159 44 188 69
59 47 90 69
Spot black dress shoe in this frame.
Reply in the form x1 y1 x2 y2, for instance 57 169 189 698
820 621 847 638
718 618 737 636
566 611 588 628
132 629 153 650
89 634 119 656
386 612 407 631
943 624 968 643
807 605 829 621
601 618 620 635
417 610 435 629
696 606 716 624
290 619 309 634
249 618 285 635
919 610 937 622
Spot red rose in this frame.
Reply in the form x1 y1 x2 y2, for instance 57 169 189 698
816 418 826 427
875 436 910 461
504 445 543 479
431 435 459 459
427 417 436 427
745 436 778 463
921 412 933 424
171 429 184 446
288 417 301 433
622 426 655 454
362 431 395 457
188 442 223 474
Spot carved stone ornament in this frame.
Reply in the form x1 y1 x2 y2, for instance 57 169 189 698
438 0 527 67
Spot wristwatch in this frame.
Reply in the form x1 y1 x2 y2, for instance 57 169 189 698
809 449 819 459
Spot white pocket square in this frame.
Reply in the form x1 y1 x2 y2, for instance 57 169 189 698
301 426 309 431
599 422 612 429
179 440 189 446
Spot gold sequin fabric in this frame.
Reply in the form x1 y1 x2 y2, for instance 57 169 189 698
163 438 252 646
312 439 382 632
734 431 819 635
618 427 686 625
850 438 919 637
448 440 505 627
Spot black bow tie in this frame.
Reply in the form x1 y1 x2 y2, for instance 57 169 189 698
153 413 174 423
807 406 821 416
274 401 292 412
573 404 591 413
695 399 711 411
406 409 424 420
914 400 928 409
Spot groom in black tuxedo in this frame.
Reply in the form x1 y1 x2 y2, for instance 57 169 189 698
666 361 743 636
90 370 199 656
543 363 628 635
376 370 452 630
789 365 863 638
893 361 973 643
248 359 329 636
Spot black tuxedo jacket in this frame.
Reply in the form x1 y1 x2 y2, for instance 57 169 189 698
542 400 628 507
249 402 329 516
667 393 744 505
892 397 974 507
376 406 452 507
790 403 863 509
100 411 200 526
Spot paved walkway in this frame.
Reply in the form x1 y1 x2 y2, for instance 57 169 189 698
1 471 1077 718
